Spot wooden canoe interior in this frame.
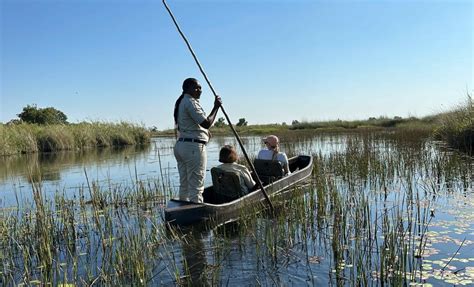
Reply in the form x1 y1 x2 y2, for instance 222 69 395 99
203 156 310 205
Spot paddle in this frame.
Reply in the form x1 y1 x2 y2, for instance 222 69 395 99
162 0 274 212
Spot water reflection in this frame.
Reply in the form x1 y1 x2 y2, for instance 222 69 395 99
0 144 155 206
0 133 368 207
213 221 244 239
1 131 472 286
179 221 247 286
181 229 209 286
0 145 151 182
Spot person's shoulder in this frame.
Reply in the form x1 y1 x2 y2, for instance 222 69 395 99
182 94 200 106
257 149 270 157
235 164 252 176
234 163 249 170
214 163 234 173
180 95 192 105
278 152 288 160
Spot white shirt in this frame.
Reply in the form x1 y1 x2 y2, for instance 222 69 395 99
257 149 290 175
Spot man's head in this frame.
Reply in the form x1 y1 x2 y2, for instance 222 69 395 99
182 78 202 99
219 145 238 163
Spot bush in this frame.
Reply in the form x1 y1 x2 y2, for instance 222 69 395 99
17 104 68 125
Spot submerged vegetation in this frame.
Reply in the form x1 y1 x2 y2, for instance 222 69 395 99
0 122 151 156
0 130 472 285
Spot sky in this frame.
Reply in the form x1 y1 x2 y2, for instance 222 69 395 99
1 0 472 130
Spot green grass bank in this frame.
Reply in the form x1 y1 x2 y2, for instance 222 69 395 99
0 121 151 156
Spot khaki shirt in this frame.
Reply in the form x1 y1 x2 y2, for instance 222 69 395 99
216 162 256 194
177 94 209 142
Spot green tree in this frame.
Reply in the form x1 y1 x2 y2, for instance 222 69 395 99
214 117 226 128
17 104 68 125
236 118 247 127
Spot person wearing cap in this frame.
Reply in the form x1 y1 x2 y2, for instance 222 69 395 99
257 135 290 175
173 78 222 203
215 145 257 195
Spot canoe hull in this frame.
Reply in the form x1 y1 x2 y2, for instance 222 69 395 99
164 155 313 226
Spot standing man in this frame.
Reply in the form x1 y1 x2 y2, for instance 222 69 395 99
173 78 222 203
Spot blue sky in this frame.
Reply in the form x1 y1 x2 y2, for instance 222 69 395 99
1 0 472 130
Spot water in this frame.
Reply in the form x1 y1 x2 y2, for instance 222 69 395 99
0 134 343 207
0 131 472 286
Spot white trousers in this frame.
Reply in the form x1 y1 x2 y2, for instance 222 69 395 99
174 141 207 203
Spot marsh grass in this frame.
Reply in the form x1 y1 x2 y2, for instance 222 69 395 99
153 96 471 157
0 129 472 285
434 94 473 155
200 129 472 285
0 166 177 286
156 116 435 137
0 121 151 156
289 117 411 130
0 123 39 155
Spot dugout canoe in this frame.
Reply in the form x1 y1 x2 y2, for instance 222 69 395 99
164 155 313 226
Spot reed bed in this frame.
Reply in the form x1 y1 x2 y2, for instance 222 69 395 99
0 171 181 285
0 122 151 156
434 94 473 155
217 130 472 285
0 129 472 285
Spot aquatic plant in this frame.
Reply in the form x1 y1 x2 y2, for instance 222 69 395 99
0 130 472 286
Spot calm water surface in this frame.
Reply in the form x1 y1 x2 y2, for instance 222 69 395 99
0 135 344 207
0 132 472 286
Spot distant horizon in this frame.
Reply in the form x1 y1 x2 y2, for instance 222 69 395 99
2 83 470 129
1 1 472 130
2 97 467 130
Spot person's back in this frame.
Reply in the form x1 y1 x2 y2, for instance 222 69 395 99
257 149 287 163
215 162 254 196
215 145 256 196
257 135 290 175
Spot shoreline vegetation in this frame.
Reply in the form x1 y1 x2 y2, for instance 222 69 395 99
1 96 472 156
0 121 150 156
157 95 473 155
433 95 473 155
0 126 471 285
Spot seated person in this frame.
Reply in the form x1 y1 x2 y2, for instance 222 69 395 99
215 145 256 195
257 135 290 175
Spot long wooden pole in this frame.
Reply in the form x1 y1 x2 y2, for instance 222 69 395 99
162 0 274 211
